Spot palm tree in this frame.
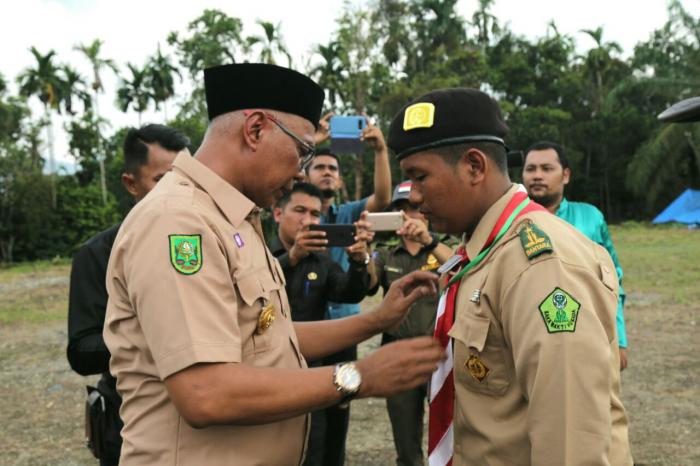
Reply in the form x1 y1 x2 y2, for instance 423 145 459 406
246 20 292 66
147 44 182 121
74 39 119 204
17 47 65 207
116 63 153 126
471 0 500 52
310 41 347 108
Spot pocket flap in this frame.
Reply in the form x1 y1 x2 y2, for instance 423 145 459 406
448 313 490 352
235 273 266 306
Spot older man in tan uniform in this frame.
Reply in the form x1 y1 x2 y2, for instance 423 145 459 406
104 64 444 466
387 88 633 466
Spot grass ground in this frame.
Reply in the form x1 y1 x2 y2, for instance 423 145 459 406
0 224 698 465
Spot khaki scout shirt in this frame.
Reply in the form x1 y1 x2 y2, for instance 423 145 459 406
104 153 307 466
448 184 632 466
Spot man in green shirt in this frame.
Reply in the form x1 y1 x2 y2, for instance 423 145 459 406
368 181 453 466
522 141 629 370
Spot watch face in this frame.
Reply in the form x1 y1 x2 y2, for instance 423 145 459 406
338 364 361 392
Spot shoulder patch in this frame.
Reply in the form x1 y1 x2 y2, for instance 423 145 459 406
169 234 202 275
538 288 580 333
519 223 553 260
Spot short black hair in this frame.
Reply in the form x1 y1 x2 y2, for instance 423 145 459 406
524 141 569 170
123 124 190 175
276 182 324 209
431 142 508 172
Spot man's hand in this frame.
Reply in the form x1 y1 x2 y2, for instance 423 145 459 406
372 270 438 330
347 211 375 263
360 115 387 153
288 224 328 266
619 347 628 371
397 212 433 246
314 112 335 145
356 337 445 397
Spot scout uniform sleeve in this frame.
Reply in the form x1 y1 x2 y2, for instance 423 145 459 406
598 220 628 348
120 205 242 380
501 255 616 466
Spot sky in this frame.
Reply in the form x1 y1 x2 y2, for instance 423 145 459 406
3 0 699 169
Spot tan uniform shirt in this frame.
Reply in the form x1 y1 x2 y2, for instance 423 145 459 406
104 153 307 466
449 184 632 466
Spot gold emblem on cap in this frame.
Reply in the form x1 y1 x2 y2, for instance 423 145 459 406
307 272 318 280
466 353 489 382
256 303 276 335
403 102 435 131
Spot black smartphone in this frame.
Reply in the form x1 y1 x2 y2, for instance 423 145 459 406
309 224 357 247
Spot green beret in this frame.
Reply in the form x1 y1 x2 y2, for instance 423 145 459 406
658 96 700 123
388 88 509 160
204 63 325 128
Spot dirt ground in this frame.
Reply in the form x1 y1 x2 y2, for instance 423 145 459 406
1 226 699 465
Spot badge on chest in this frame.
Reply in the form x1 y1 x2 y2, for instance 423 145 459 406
256 302 276 335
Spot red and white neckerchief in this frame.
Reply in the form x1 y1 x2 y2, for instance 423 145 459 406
427 186 546 466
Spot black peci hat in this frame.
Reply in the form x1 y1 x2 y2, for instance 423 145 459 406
388 88 509 161
658 96 700 123
204 63 325 128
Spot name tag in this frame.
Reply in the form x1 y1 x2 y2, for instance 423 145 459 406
437 254 463 274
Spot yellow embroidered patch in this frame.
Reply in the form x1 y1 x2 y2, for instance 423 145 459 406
403 102 435 131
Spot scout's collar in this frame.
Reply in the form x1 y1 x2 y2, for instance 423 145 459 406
465 184 522 260
172 153 256 228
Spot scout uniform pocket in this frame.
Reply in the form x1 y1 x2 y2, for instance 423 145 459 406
449 312 511 396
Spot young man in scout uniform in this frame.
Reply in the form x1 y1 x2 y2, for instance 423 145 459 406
368 180 453 466
103 63 444 466
522 141 630 370
387 88 633 466
67 124 190 466
271 181 372 466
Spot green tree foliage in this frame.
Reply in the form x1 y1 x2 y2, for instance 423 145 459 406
116 63 153 125
246 20 292 66
167 9 245 79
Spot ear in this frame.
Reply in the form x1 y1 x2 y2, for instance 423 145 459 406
461 148 488 185
121 172 139 198
242 110 267 152
562 167 571 186
272 206 283 223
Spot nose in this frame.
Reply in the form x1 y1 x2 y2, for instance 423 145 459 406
294 167 305 182
408 188 423 206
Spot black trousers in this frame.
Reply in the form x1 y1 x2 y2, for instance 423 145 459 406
303 345 357 466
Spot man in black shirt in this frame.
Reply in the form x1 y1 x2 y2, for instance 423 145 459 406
66 124 190 466
270 182 372 466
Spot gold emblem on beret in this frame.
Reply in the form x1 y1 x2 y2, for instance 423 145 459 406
307 271 318 280
403 102 435 131
466 353 489 382
256 303 276 335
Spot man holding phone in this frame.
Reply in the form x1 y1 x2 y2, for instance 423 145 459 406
306 116 392 465
368 181 453 466
271 182 373 466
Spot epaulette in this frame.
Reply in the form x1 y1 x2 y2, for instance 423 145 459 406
517 221 553 260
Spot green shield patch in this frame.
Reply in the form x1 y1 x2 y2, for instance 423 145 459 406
519 223 553 260
169 234 202 275
538 287 580 333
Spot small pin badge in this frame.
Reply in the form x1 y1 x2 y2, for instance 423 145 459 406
470 289 481 303
234 233 244 248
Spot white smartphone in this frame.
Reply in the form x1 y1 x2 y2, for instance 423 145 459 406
366 212 404 232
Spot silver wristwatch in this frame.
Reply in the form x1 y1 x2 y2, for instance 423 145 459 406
333 362 362 403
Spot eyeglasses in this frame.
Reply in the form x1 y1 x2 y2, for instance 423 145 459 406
245 110 316 171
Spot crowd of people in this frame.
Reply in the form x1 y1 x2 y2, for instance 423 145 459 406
63 61 692 466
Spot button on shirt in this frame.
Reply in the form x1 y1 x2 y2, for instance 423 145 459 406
104 153 307 466
556 197 628 348
269 237 370 323
449 185 632 466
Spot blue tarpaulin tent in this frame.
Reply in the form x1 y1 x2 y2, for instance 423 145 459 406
652 189 700 225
